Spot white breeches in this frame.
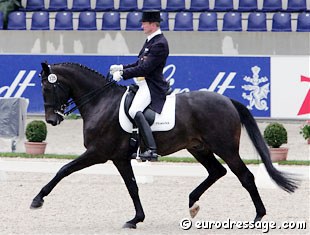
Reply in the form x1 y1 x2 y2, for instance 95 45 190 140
129 80 151 119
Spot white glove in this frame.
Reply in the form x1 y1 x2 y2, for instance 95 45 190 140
110 64 123 74
112 70 123 82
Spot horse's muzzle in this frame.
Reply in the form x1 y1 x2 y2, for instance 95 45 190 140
46 113 64 126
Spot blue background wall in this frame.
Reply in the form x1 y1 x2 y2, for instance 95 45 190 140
0 55 270 117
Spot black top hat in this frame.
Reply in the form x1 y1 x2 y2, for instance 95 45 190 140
141 10 162 22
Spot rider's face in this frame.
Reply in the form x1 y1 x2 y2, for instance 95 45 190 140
142 22 157 35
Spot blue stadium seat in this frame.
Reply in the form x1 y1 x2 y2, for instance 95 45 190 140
189 0 209 11
238 0 258 11
142 0 162 10
0 12 3 30
25 0 45 11
126 12 142 30
78 11 97 30
71 0 91 11
174 12 193 31
296 12 310 32
222 12 242 31
102 12 121 30
7 11 26 30
214 0 234 11
247 12 267 31
119 0 138 11
31 11 50 30
262 0 282 12
48 0 68 11
54 12 73 30
198 12 217 31
95 0 114 11
160 12 169 31
272 12 291 31
165 0 185 12
286 0 307 12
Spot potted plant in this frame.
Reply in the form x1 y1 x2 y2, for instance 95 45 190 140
263 122 288 162
300 120 310 144
24 120 47 155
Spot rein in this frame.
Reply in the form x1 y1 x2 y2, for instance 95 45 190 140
63 80 116 115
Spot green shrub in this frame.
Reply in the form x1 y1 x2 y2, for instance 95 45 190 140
25 120 47 142
263 123 287 148
300 122 310 140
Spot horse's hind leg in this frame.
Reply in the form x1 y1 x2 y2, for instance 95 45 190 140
187 148 227 218
30 150 102 209
223 155 266 222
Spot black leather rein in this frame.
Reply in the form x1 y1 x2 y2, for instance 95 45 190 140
63 80 116 115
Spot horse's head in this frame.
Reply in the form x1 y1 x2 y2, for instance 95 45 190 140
40 62 70 126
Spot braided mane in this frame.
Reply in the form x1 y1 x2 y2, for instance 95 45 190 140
54 62 110 80
51 62 125 88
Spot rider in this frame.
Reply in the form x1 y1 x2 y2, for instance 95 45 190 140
110 10 170 161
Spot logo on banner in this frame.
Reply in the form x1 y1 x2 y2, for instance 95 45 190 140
298 75 310 116
241 66 270 111
164 64 236 94
0 70 37 98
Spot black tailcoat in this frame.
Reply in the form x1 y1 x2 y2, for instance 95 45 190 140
122 34 169 114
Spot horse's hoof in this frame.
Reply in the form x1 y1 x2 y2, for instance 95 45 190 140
30 198 44 209
254 215 264 222
122 222 137 229
189 203 200 218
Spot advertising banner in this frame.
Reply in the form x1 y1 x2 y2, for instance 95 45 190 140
271 56 310 119
0 55 272 117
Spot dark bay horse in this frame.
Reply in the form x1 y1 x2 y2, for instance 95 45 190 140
31 62 298 229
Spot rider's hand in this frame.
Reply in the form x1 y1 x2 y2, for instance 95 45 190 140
110 64 123 74
112 71 123 82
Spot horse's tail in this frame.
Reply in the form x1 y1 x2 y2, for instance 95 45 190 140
230 99 299 193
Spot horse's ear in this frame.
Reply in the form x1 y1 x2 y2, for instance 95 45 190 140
41 61 50 75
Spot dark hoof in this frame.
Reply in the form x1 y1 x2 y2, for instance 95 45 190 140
254 214 264 222
30 198 44 209
122 222 137 229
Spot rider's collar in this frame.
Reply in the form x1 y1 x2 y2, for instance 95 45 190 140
147 29 162 42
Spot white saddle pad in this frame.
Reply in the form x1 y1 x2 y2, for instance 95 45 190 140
119 87 176 133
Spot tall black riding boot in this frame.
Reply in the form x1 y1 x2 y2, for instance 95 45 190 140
134 111 158 161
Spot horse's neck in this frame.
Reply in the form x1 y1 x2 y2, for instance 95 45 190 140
72 78 125 120
62 68 106 100
56 64 126 119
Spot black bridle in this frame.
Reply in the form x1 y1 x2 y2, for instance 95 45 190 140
42 69 115 117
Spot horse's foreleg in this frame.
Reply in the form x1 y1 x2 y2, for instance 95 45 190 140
113 159 145 229
30 151 101 209
187 148 227 218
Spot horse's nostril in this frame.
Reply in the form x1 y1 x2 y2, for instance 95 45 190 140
46 118 57 126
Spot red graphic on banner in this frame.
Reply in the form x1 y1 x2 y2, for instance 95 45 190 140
298 75 310 115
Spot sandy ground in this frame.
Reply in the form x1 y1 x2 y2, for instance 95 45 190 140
0 165 309 235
